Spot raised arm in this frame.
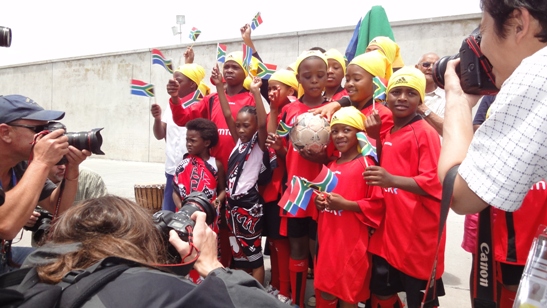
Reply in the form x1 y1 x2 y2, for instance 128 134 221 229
211 65 238 144
250 77 267 151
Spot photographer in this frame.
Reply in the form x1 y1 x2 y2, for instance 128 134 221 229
22 196 287 307
439 0 547 214
0 95 90 274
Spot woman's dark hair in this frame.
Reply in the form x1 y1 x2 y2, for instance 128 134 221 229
309 46 326 53
481 0 547 42
186 118 219 148
36 196 166 283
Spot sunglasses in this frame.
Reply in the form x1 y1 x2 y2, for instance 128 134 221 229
421 62 434 68
8 123 49 134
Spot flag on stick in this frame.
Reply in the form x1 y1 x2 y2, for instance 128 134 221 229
242 44 253 74
181 89 204 109
189 27 201 41
151 49 173 74
357 132 377 162
217 43 227 63
250 12 263 30
256 62 277 79
130 79 154 97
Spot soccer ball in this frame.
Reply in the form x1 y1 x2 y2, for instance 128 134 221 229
289 113 331 153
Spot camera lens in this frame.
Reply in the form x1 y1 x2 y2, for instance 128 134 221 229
0 26 12 48
66 128 105 155
432 54 460 89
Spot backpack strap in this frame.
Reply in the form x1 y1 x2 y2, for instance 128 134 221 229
58 256 140 308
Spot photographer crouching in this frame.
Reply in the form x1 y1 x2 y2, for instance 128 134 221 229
0 95 91 274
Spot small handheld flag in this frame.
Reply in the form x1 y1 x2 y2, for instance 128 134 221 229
276 120 292 137
189 27 201 42
357 132 378 163
130 79 154 97
217 43 227 63
151 49 173 74
256 62 277 79
242 44 253 74
181 89 204 109
250 12 263 30
373 76 387 107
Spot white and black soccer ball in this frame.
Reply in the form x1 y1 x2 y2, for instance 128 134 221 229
289 113 330 153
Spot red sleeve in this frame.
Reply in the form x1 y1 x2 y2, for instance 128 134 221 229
355 157 384 228
378 105 394 142
413 123 442 200
169 95 210 126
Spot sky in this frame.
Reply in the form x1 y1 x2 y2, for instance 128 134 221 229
0 0 482 67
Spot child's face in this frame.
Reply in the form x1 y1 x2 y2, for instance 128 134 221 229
326 59 344 89
173 71 196 97
330 123 359 154
186 130 210 156
223 61 246 87
345 65 374 104
236 112 257 143
268 80 294 106
387 86 421 118
296 57 327 98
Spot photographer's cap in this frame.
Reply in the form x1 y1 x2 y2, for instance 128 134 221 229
0 95 65 124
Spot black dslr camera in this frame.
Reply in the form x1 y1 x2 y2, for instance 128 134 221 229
23 207 53 246
0 26 11 48
153 191 217 275
45 122 105 156
432 27 499 95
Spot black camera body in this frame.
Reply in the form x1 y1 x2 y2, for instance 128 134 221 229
45 122 105 156
23 207 53 246
0 26 11 48
433 28 499 95
153 191 217 276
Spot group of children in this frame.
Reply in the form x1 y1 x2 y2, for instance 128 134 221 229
156 25 547 308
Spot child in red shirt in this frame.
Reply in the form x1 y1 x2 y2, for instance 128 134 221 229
314 106 384 307
363 67 444 308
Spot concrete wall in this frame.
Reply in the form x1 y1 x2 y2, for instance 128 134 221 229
0 13 481 163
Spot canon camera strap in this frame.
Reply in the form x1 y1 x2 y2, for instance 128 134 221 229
473 206 497 307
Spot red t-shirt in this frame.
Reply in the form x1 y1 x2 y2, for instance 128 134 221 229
170 91 255 171
315 156 384 303
278 100 328 218
368 117 444 280
330 88 348 102
494 180 547 265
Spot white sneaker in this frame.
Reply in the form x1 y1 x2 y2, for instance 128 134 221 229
276 294 292 305
265 285 280 297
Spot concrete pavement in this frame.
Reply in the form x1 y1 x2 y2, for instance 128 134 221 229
14 157 472 307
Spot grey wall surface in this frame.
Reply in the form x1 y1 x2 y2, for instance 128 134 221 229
0 13 481 163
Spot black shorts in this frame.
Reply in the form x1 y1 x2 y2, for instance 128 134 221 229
370 255 445 308
262 200 286 240
287 217 317 240
498 262 525 286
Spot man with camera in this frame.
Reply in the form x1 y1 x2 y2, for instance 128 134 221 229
0 94 90 274
439 0 547 213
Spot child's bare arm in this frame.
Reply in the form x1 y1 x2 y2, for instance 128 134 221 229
211 65 238 143
363 166 428 196
172 191 182 211
250 77 267 151
215 160 226 206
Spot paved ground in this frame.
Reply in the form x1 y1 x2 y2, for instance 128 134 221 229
14 157 473 307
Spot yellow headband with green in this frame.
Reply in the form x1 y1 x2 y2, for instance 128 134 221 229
176 63 206 86
325 48 347 75
387 66 426 103
270 69 298 91
349 50 392 80
367 36 405 68
330 106 366 131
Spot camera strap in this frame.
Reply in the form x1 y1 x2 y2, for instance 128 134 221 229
421 165 457 307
